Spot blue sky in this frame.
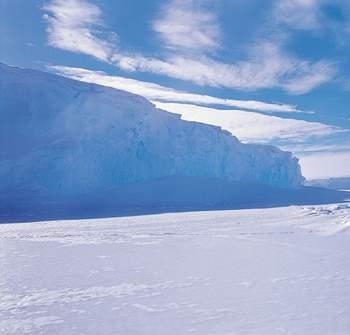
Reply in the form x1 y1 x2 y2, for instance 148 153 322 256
1 0 350 179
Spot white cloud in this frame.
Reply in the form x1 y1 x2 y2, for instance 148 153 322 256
50 65 301 113
281 143 350 154
274 0 322 30
43 0 116 61
152 102 338 143
42 0 336 94
111 41 336 94
281 59 337 94
152 0 220 53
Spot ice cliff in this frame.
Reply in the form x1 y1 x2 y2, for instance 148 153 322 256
0 63 304 200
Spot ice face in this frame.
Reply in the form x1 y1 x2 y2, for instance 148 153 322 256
0 63 304 199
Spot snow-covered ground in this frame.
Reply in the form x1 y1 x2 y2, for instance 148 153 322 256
1 203 350 335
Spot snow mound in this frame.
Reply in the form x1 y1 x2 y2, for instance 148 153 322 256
0 63 304 199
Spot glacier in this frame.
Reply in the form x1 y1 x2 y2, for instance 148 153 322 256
0 63 304 204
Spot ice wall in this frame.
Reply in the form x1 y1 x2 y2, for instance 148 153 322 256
0 63 304 198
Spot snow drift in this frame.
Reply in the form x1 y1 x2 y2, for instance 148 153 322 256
0 63 303 202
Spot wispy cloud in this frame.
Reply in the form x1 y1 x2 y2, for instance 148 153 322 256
112 41 336 94
281 58 337 94
43 0 116 61
42 0 337 94
50 65 302 113
274 0 321 30
153 102 338 144
152 0 220 53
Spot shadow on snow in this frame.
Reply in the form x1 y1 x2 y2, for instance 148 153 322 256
1 177 350 223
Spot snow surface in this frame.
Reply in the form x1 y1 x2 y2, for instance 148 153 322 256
0 63 303 202
1 203 350 334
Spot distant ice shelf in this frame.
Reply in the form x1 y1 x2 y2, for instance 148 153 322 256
0 63 304 202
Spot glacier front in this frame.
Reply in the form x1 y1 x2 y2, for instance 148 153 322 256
0 63 304 203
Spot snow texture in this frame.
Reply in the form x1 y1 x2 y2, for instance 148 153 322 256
0 63 303 202
1 204 350 334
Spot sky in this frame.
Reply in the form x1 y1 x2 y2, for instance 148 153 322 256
1 0 350 179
